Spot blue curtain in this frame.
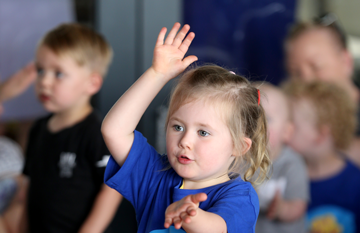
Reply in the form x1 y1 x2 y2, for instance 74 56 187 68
183 0 296 85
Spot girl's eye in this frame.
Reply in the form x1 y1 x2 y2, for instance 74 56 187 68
36 68 44 77
55 71 64 78
198 130 209 137
173 125 184 132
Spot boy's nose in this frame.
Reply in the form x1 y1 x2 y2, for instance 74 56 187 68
38 73 52 87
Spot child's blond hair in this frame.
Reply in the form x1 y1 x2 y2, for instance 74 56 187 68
38 23 113 76
283 81 356 150
166 65 271 184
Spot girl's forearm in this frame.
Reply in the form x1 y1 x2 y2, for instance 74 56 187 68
101 68 168 166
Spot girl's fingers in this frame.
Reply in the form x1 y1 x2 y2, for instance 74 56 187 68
172 24 190 47
164 22 181 45
191 193 208 204
182 55 198 68
178 32 195 54
164 218 172 228
186 206 197 216
173 217 182 229
181 212 192 224
155 27 167 46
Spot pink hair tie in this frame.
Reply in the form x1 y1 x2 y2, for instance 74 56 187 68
257 89 260 105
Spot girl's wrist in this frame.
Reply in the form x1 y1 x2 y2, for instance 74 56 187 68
147 66 172 84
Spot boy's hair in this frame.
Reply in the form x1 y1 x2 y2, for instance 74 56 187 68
166 65 271 184
38 23 113 76
283 81 356 150
286 13 347 50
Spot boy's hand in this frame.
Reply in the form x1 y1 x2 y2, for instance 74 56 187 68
151 22 198 80
267 190 282 220
0 62 36 103
164 193 207 230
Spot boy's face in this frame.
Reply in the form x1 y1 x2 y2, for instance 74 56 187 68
166 99 236 187
288 98 319 158
262 89 291 159
35 46 94 113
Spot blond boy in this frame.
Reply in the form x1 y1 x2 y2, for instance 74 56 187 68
22 24 122 233
255 82 309 233
284 81 360 232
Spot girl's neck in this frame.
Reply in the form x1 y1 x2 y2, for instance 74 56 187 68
306 150 345 180
48 104 93 133
183 173 230 190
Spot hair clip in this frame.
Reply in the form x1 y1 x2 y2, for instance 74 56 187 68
257 89 260 105
229 71 235 75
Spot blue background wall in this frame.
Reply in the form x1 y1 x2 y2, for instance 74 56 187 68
184 0 296 84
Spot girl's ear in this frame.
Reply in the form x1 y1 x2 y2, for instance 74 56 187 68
233 137 252 157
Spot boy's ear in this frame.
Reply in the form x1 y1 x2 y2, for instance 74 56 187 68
316 125 331 145
87 72 103 95
233 137 252 157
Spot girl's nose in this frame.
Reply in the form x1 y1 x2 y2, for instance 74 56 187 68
179 131 192 150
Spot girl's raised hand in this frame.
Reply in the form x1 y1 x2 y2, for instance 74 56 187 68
164 193 207 230
151 22 198 80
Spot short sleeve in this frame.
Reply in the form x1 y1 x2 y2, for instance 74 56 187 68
207 183 259 233
105 130 169 211
86 127 111 186
283 151 309 201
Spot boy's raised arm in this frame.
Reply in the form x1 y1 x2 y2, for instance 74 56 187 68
101 23 197 166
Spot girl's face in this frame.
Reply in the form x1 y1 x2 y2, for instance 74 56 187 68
166 99 236 189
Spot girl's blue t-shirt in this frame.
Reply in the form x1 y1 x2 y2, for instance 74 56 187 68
105 130 259 233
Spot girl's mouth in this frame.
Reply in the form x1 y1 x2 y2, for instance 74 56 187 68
177 155 193 164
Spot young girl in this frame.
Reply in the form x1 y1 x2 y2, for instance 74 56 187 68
102 23 270 233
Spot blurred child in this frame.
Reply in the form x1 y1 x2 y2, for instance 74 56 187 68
102 23 271 233
255 82 309 233
0 64 36 233
284 81 360 233
22 23 122 233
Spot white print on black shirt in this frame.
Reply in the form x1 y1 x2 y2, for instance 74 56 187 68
96 155 110 167
58 152 77 178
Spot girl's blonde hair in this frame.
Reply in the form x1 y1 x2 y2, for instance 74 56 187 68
166 65 271 184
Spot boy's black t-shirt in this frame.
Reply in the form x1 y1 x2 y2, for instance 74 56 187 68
23 111 110 233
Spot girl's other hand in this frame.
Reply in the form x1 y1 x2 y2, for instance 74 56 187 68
164 193 207 230
151 22 198 81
